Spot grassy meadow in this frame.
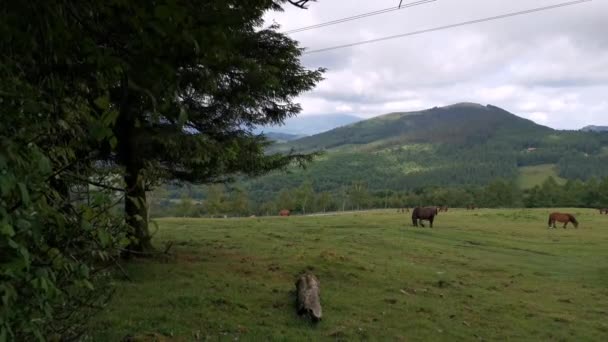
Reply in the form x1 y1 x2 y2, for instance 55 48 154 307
91 209 608 341
517 164 566 189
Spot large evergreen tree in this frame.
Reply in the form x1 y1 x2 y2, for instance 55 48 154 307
105 1 323 252
5 1 323 253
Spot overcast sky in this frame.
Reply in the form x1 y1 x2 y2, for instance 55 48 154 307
265 0 607 129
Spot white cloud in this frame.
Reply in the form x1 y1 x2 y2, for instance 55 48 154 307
267 0 608 129
528 112 549 124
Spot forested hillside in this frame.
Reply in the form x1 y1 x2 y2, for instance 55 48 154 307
251 103 608 198
151 103 608 217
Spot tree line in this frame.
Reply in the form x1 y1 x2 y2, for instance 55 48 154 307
151 176 608 217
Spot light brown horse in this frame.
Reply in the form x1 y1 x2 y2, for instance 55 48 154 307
548 212 578 229
279 209 290 217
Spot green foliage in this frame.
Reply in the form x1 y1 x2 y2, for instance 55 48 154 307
277 189 296 212
3 0 324 253
0 57 127 341
315 192 334 212
348 181 370 210
204 185 227 217
149 174 608 218
174 194 198 217
294 181 314 214
228 187 251 217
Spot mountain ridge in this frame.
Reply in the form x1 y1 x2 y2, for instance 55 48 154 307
274 103 551 153
581 125 608 132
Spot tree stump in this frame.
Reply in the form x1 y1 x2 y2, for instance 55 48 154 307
295 273 322 322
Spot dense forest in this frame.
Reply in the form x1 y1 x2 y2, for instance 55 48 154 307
151 176 608 218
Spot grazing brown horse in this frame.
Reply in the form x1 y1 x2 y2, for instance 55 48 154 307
279 209 290 217
412 207 439 228
467 204 477 210
548 212 579 229
600 208 608 215
439 206 449 212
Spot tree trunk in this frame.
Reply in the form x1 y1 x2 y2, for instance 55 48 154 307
124 164 154 254
295 273 322 322
115 75 154 255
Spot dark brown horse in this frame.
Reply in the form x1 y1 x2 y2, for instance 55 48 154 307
412 207 438 228
439 206 449 212
548 212 578 229
467 204 477 210
600 208 608 215
279 209 290 217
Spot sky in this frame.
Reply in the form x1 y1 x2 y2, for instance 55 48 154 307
264 0 608 129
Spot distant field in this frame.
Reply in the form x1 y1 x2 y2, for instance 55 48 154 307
518 164 566 188
92 209 608 341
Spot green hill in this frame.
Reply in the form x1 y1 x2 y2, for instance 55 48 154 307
247 103 608 200
275 103 550 153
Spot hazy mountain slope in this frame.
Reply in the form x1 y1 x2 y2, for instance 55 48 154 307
262 132 307 142
255 113 361 136
581 125 608 132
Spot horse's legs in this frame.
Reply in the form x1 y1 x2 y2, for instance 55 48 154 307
563 222 568 229
429 217 434 228
420 220 425 228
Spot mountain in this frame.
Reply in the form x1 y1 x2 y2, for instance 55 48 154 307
581 125 608 132
247 103 608 200
255 114 361 136
274 103 550 153
262 132 307 142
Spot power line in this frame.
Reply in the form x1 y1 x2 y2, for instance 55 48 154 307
284 0 437 34
303 0 592 55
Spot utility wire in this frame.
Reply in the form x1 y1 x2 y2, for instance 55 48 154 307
303 0 592 54
284 0 437 34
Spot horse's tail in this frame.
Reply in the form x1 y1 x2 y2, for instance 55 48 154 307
568 214 579 227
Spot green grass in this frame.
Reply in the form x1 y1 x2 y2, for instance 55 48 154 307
91 209 608 341
518 164 566 189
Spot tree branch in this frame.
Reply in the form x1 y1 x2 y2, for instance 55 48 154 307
287 0 316 9
66 173 125 192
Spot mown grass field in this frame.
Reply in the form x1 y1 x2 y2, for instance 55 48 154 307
91 209 608 341
518 164 566 189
